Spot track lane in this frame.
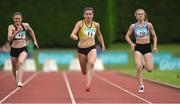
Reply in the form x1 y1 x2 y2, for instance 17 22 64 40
3 72 71 103
0 72 34 102
1 71 179 103
0 72 11 79
97 71 180 103
67 71 144 103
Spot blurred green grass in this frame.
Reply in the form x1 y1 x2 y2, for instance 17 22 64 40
116 68 180 87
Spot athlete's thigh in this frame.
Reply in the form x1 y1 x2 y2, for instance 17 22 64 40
11 57 18 68
78 53 87 69
87 49 97 65
144 53 153 69
134 51 143 68
18 51 27 64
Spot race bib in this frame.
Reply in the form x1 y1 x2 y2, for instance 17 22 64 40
84 28 96 37
136 29 148 37
15 31 26 39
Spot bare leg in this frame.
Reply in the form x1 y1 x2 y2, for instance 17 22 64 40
144 53 153 72
86 49 96 92
11 57 18 81
17 51 27 87
78 53 87 75
134 51 143 86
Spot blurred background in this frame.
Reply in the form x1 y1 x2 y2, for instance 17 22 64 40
0 0 180 86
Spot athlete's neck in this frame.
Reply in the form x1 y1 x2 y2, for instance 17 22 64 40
137 20 144 26
84 19 92 26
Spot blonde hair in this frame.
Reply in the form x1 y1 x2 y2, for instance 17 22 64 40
134 9 148 21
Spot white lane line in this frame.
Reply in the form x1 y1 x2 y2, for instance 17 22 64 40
0 73 11 79
95 74 153 104
62 72 76 104
0 73 38 103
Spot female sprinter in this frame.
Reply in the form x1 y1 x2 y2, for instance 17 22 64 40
125 9 158 92
8 12 39 87
70 7 106 92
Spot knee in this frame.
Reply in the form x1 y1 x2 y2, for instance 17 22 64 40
87 61 95 68
12 68 16 72
17 60 24 67
18 61 23 66
146 66 153 73
136 64 142 71
82 68 87 75
136 65 142 76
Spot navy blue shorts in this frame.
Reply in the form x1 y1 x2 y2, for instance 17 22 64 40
135 43 152 55
10 46 28 57
77 45 96 56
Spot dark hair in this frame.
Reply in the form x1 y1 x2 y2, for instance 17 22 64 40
12 12 22 18
83 7 94 14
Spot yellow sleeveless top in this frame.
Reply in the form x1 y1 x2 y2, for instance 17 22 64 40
78 20 96 38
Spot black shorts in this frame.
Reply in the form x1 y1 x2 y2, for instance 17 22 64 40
10 46 28 57
135 43 152 55
77 45 96 56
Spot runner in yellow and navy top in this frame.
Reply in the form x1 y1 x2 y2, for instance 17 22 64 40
70 7 106 92
8 12 39 87
125 9 158 93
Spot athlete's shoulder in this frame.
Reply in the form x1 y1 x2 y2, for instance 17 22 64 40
76 20 81 23
22 23 30 26
130 23 135 29
146 22 153 28
8 24 14 29
75 20 84 28
147 22 152 26
93 21 100 28
93 21 98 24
22 23 31 30
130 23 135 27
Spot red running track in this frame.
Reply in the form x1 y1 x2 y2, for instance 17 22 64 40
0 71 180 104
